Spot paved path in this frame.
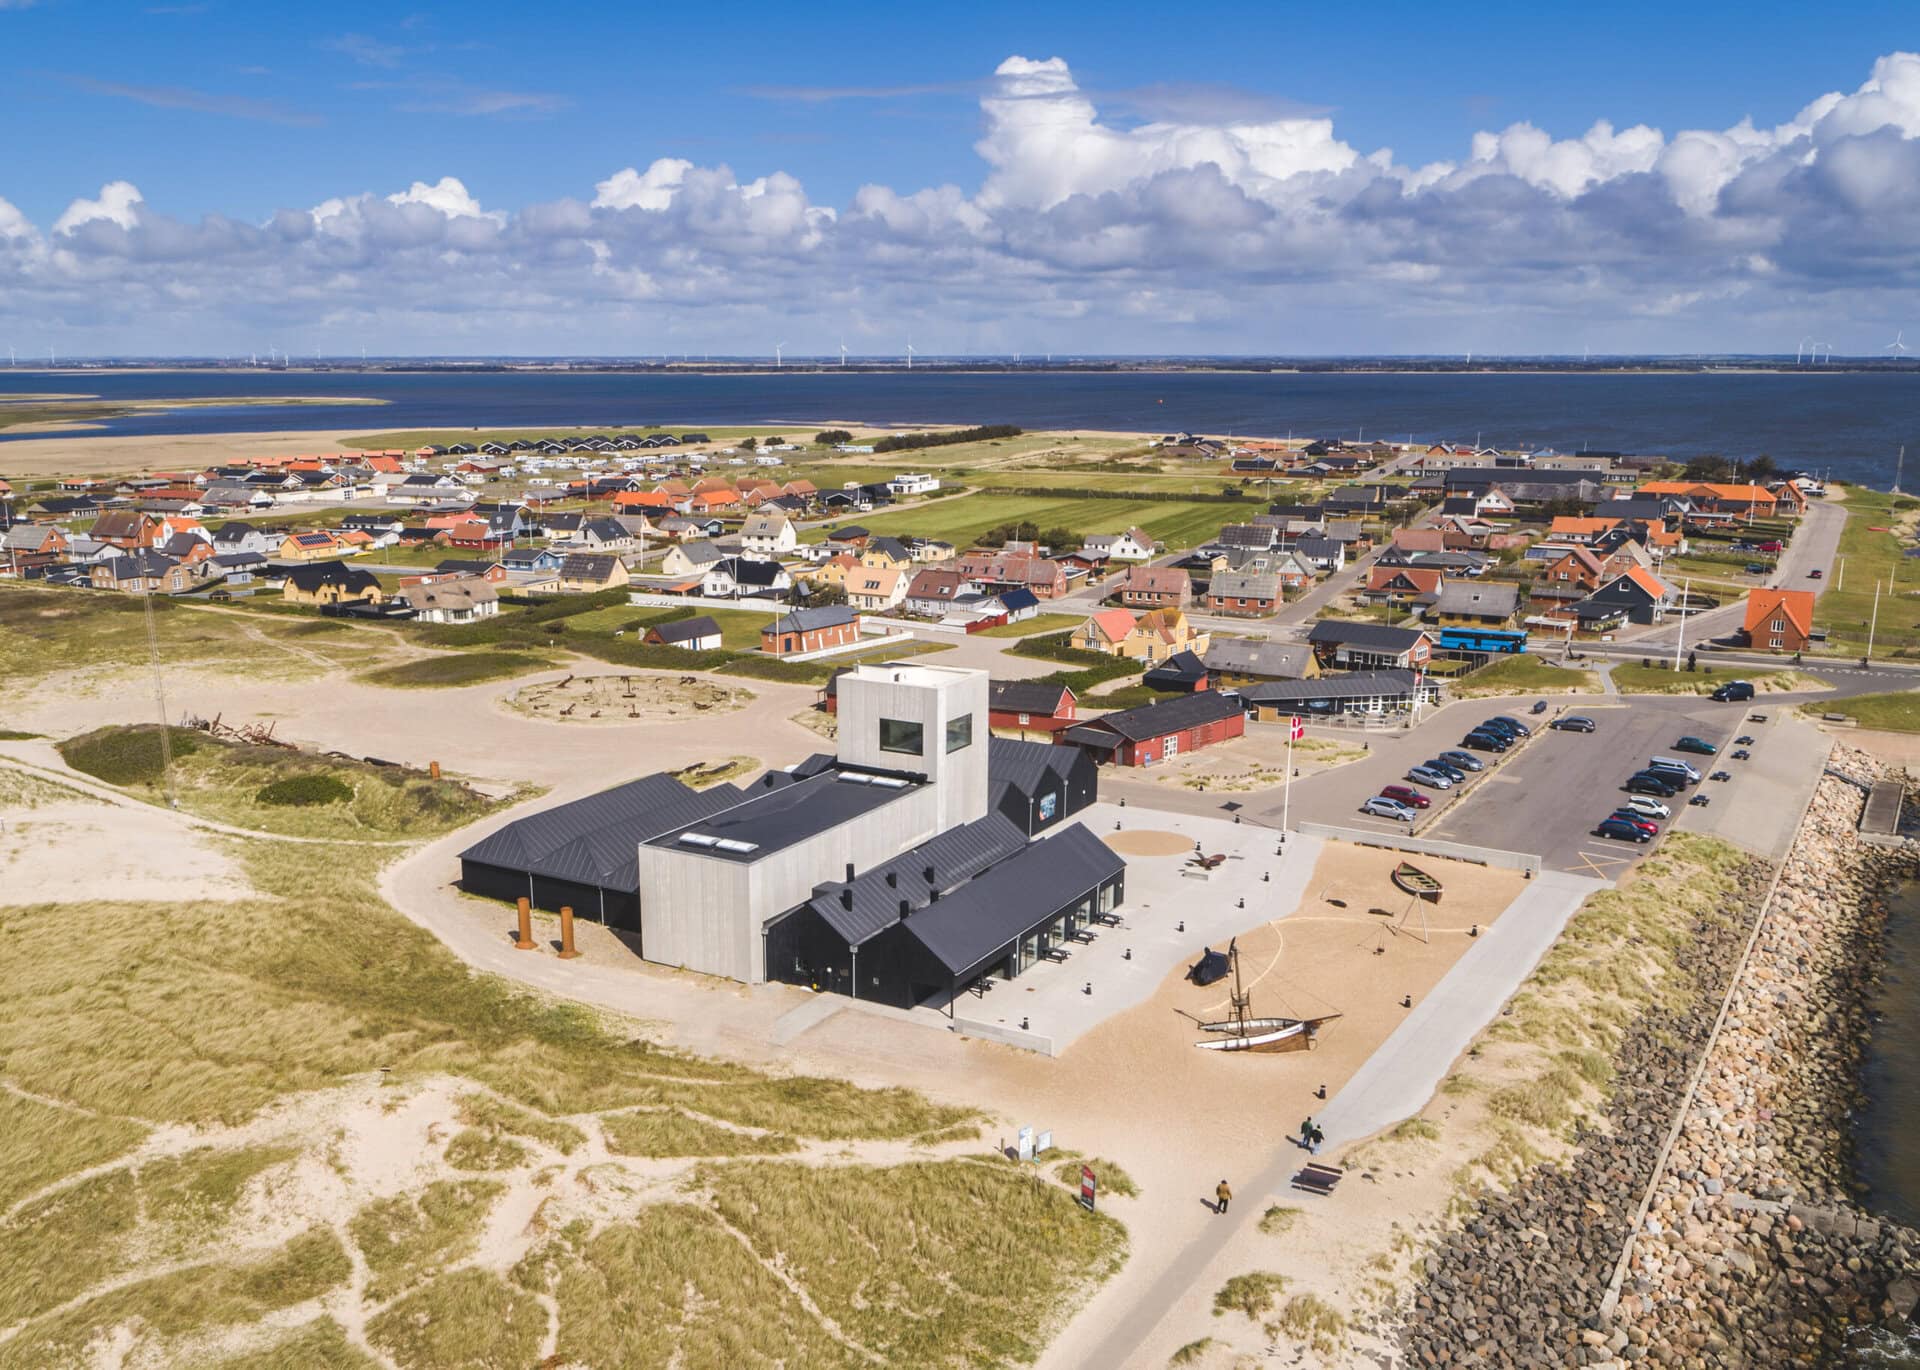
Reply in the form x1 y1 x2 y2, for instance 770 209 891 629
1313 868 1607 1147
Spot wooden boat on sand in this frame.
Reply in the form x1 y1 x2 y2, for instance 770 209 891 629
1390 861 1443 902
1195 1013 1342 1053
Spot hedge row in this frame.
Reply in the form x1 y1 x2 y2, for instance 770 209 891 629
871 424 1022 454
995 485 1248 504
566 637 738 672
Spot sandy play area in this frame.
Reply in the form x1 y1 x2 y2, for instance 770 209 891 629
505 671 752 724
1104 828 1194 856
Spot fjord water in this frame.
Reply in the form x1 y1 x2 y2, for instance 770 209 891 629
1 368 1917 488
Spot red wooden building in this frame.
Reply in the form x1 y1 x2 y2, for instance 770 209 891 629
1056 690 1244 767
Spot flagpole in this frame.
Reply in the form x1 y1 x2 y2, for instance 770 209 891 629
1283 726 1293 841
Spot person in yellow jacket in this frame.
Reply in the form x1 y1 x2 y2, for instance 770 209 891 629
1215 1180 1232 1215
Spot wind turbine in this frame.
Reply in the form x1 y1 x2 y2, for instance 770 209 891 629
838 340 848 368
1797 335 1817 365
905 337 916 370
775 341 786 369
1887 330 1910 360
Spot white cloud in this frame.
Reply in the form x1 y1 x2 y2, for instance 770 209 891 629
9 51 1920 352
53 181 144 234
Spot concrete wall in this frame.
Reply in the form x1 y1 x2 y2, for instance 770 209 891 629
1295 822 1542 874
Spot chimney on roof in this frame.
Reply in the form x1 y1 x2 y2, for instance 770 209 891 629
845 862 855 883
884 871 897 888
924 864 935 884
840 888 853 912
899 898 910 920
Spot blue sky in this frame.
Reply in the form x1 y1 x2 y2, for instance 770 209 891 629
5 2 1920 354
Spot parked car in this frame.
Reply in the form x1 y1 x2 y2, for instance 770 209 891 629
1362 796 1417 821
1622 795 1672 819
1379 784 1431 810
1647 757 1702 784
1438 749 1485 773
1754 540 1784 553
1550 715 1597 733
1625 772 1681 797
1673 736 1719 755
1608 810 1660 835
1809 568 1824 579
1488 716 1533 737
1406 765 1455 790
1531 699 1549 714
1744 562 1768 574
1596 817 1653 843
1463 732 1510 753
1711 681 1755 702
1423 759 1467 783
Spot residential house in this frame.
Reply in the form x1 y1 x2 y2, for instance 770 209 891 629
1307 621 1435 671
1580 568 1674 626
702 557 792 600
1389 528 1448 556
1204 570 1282 618
887 473 940 495
1365 565 1445 603
1533 546 1607 610
277 530 348 562
1202 637 1319 684
501 546 564 574
905 537 955 563
281 562 385 607
845 565 908 613
762 604 861 657
646 615 724 651
798 552 862 592
1239 670 1437 721
1057 690 1245 767
1742 588 1816 652
1423 582 1520 626
90 509 161 549
661 540 727 577
402 576 501 625
1637 482 1779 517
1291 536 1347 574
1120 565 1192 609
1216 523 1279 553
987 680 1078 737
556 554 631 594
89 551 193 595
903 567 982 617
1 524 69 565
860 537 913 569
739 512 798 557
1072 608 1141 657
576 518 636 555
1084 528 1156 561
1547 515 1624 545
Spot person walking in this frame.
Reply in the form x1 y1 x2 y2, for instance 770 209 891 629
1215 1179 1232 1215
1309 1124 1324 1155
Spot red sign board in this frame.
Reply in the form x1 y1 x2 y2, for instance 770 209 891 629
1079 1164 1096 1211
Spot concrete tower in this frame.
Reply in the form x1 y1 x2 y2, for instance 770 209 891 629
835 661 989 834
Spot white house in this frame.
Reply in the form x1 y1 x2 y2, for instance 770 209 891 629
740 512 799 557
846 564 909 613
402 576 500 625
887 473 940 496
1084 528 1156 561
701 557 792 599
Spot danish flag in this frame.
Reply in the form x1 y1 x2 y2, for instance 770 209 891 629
1289 715 1305 741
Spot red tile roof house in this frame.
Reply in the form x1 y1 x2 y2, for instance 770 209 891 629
1056 689 1246 767
1742 588 1816 652
1119 565 1192 608
1364 565 1445 603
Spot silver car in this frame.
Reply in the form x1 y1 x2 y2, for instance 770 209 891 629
1622 796 1671 819
1406 765 1455 790
1362 796 1417 821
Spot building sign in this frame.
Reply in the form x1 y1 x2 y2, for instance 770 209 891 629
1017 1126 1034 1162
1038 792 1058 823
1080 1165 1096 1211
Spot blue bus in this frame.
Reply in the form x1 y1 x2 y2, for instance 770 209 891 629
1437 627 1529 655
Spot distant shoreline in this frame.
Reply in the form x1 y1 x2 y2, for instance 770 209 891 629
7 362 1918 379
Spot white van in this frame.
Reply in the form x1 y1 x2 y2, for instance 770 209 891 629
1647 755 1702 783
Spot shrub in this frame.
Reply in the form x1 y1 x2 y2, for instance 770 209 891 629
814 429 853 446
1213 1271 1288 1319
872 423 1022 454
256 773 354 807
58 725 204 787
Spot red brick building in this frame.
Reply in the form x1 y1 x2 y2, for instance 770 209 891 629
1057 690 1245 767
762 604 861 657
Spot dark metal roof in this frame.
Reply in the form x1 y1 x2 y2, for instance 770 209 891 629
807 811 1030 946
770 604 857 634
902 824 1125 976
1239 670 1422 704
650 614 720 644
1074 689 1242 742
283 562 380 593
1144 650 1209 685
643 766 922 864
459 774 744 891
987 736 1080 796
988 679 1073 716
1306 620 1430 652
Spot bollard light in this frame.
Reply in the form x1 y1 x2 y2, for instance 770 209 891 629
1470 924 1480 938
1237 897 1245 909
1083 981 1092 996
1177 920 1186 933
1021 1016 1029 1031
1401 994 1413 1009
1124 948 1132 960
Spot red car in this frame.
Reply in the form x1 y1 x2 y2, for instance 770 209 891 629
1607 810 1660 836
1755 540 1784 553
1379 784 1432 810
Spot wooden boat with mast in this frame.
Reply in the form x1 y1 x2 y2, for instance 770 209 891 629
1390 861 1443 902
1193 939 1341 1053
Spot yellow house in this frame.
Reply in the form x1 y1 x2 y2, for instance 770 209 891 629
1070 607 1209 664
860 542 911 569
797 552 861 588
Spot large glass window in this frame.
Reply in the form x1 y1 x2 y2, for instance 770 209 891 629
879 718 924 755
945 713 974 753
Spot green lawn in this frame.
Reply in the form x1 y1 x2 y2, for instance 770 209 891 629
1447 655 1591 697
972 611 1085 638
357 651 550 689
1610 663 1828 695
1814 488 1920 658
1805 690 1920 732
814 493 1240 551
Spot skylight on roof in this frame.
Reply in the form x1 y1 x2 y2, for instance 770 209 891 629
713 838 758 853
676 832 718 847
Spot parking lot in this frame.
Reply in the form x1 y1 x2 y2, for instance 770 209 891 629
1265 694 1762 875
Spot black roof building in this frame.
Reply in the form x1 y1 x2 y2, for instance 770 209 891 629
988 679 1075 717
1064 689 1242 746
649 614 721 646
1143 649 1210 692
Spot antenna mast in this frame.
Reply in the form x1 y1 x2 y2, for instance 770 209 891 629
143 591 179 809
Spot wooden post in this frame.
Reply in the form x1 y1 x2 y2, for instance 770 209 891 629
558 905 581 960
429 760 442 780
514 896 536 951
